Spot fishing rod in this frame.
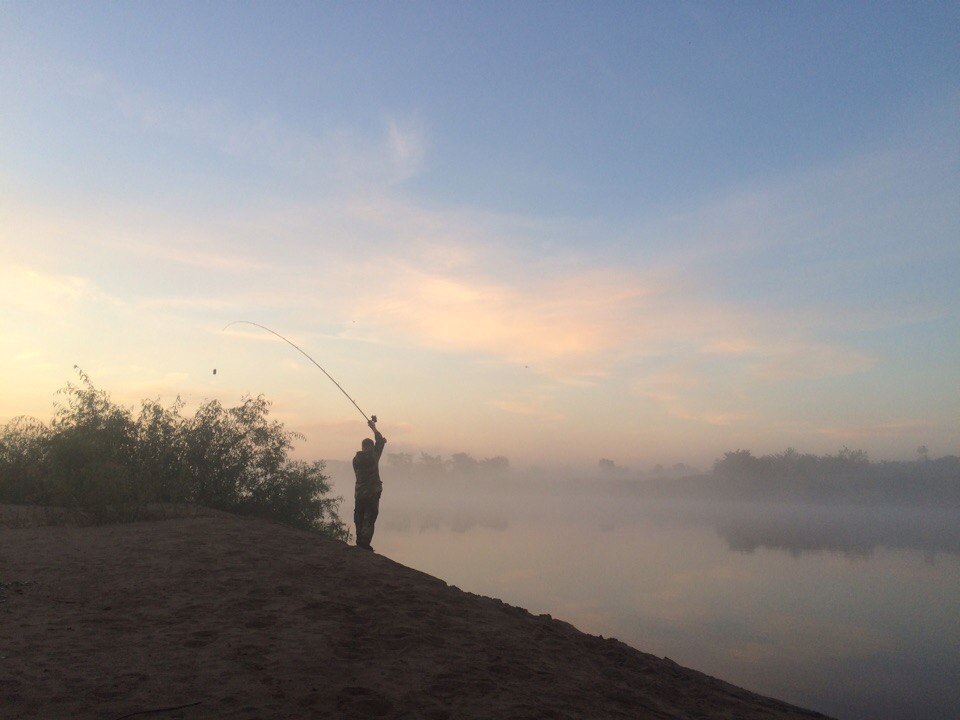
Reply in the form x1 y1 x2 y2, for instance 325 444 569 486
222 320 374 424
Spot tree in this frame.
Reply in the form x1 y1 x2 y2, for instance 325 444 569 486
0 369 349 539
713 449 760 479
0 416 50 504
450 452 479 476
387 452 414 470
478 456 509 476
386 452 414 479
417 453 447 478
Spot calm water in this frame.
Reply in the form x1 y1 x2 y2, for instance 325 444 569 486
333 478 960 720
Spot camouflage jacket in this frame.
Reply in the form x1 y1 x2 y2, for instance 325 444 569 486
353 430 386 498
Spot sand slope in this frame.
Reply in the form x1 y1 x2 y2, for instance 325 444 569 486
0 509 833 719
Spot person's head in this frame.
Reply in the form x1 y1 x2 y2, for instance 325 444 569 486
361 437 375 452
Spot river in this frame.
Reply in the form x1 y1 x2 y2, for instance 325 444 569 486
330 474 960 720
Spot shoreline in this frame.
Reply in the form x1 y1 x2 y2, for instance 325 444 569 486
1 507 834 719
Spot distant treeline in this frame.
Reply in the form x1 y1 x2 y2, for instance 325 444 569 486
0 369 349 537
385 451 510 479
705 447 960 505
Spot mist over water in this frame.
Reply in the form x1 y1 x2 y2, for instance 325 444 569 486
326 465 960 720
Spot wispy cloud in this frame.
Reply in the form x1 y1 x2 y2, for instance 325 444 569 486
489 399 565 421
351 264 657 377
2 130 897 442
749 343 875 384
111 86 353 180
136 296 240 312
12 56 434 192
0 264 92 316
386 117 426 181
2 197 266 273
114 238 267 272
3 55 955 460
342 247 877 402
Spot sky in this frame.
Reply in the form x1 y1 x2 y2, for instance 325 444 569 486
1 2 958 472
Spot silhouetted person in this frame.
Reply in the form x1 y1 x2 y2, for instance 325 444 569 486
353 418 386 551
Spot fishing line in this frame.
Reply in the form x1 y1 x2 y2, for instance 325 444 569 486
222 320 372 422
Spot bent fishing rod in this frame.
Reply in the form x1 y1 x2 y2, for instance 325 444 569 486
222 320 375 424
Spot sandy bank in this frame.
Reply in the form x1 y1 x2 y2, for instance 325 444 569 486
0 508 833 719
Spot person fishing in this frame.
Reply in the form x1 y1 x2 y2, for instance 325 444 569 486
353 418 386 551
222 322 389 549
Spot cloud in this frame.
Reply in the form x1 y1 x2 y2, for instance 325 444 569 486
489 399 564 421
749 343 875 383
343 243 876 403
136 296 240 312
15 56 434 193
351 264 657 377
4 60 954 461
700 338 757 356
3 135 894 449
2 196 267 274
111 87 346 178
386 117 426 180
0 264 91 316
632 334 873 425
113 238 267 272
626 102 959 333
287 204 891 445
634 375 751 426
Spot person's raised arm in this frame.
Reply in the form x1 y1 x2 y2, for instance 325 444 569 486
369 418 387 459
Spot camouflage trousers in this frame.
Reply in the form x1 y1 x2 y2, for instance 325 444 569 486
354 492 380 548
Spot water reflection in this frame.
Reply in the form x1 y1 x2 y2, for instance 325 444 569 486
372 483 960 560
382 510 509 534
711 504 960 559
328 476 960 720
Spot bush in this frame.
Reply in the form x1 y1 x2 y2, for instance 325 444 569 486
0 368 349 539
0 416 50 504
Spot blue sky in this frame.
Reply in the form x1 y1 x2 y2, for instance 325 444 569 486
1 2 958 469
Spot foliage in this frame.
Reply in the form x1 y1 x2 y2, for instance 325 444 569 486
0 416 50 505
385 450 510 480
0 369 349 538
712 446 960 505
